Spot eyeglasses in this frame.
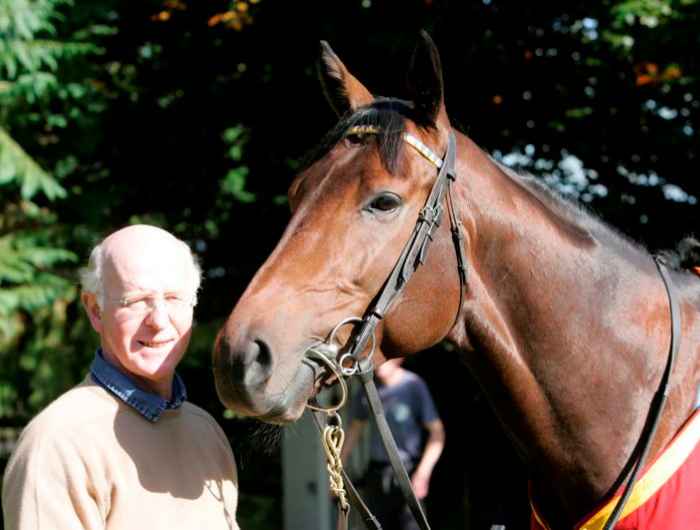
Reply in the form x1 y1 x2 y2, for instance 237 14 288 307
109 292 195 316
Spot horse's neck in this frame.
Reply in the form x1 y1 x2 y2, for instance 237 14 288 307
448 136 676 523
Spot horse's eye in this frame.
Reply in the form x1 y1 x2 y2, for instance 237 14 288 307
367 193 402 213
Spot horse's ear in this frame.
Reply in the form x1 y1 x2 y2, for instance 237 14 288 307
406 30 448 127
318 41 374 117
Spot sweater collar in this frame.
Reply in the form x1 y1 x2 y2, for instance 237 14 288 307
90 349 187 422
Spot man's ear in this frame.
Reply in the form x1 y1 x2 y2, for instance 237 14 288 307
81 292 103 334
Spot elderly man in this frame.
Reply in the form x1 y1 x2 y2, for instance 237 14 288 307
2 225 239 530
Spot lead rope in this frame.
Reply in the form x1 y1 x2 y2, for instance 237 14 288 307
305 351 352 530
323 413 350 521
306 349 382 530
310 409 383 530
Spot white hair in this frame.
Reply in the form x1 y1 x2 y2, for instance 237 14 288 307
79 244 106 308
79 236 202 310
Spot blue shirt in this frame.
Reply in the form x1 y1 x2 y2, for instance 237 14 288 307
351 371 439 465
90 349 187 422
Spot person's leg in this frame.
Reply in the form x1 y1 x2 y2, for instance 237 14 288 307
398 500 421 530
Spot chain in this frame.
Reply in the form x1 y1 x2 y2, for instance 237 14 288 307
321 412 349 512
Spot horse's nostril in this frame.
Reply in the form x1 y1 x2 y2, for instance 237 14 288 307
246 339 272 386
228 337 273 388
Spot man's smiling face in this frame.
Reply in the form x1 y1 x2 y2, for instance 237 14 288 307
83 226 195 398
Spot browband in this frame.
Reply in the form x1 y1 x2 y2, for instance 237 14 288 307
346 125 444 168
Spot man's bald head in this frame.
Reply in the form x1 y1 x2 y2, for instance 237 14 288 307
80 225 201 309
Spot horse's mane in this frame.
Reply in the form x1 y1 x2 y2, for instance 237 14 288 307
302 102 700 274
497 161 700 274
659 236 700 271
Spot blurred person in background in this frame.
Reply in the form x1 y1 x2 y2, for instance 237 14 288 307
342 358 445 530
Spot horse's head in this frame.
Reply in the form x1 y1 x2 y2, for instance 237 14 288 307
214 32 465 422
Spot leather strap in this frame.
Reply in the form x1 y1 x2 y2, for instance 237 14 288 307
316 130 462 530
359 369 431 530
341 468 382 530
602 256 681 529
337 131 461 530
351 131 463 372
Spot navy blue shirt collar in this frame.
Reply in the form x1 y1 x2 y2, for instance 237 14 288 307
90 349 187 422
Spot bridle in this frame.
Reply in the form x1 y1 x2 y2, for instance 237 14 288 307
303 124 681 530
342 126 467 377
305 125 466 530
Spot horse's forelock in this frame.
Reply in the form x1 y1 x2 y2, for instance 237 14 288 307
302 99 433 175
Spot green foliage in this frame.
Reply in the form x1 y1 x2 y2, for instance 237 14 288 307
0 214 83 419
0 0 96 73
611 0 676 29
0 127 66 199
0 0 105 422
0 198 84 418
221 126 255 203
605 0 699 49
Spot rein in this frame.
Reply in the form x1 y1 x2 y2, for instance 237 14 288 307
307 127 465 530
601 256 681 529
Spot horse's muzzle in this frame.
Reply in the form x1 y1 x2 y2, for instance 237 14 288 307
213 331 314 422
213 332 275 415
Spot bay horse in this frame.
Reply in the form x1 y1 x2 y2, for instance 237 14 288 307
213 32 700 529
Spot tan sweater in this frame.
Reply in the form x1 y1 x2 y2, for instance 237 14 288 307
2 376 239 530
